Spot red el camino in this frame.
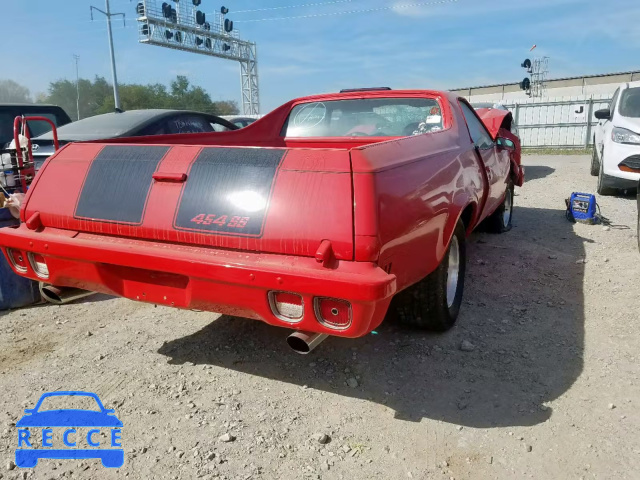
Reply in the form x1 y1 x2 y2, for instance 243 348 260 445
0 88 523 352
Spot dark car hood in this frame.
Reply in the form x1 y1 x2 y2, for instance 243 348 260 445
17 410 123 427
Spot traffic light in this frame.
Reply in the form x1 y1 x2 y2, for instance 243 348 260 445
520 58 532 96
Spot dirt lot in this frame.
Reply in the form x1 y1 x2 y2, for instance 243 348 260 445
0 154 638 480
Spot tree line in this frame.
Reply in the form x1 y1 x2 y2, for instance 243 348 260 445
0 76 239 121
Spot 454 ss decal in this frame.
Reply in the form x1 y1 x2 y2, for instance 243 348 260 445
174 147 285 237
190 214 250 229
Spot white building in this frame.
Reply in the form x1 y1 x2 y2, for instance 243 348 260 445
451 70 640 104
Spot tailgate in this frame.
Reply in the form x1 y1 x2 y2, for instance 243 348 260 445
24 143 354 259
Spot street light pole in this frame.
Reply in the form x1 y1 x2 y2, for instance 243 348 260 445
73 54 80 120
90 0 125 111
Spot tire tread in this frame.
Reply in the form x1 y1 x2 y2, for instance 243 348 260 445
393 221 466 332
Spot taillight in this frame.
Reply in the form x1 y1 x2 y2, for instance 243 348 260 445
7 249 28 272
315 298 352 329
28 253 49 278
269 292 304 322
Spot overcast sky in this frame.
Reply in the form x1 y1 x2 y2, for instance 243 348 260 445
5 0 639 111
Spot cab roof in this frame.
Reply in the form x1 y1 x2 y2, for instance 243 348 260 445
290 89 453 104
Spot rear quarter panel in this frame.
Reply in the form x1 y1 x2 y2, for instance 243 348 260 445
350 101 484 292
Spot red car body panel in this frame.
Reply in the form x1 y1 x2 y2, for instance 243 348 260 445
21 143 355 260
475 107 524 187
1 90 521 338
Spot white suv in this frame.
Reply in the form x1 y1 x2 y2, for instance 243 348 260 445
591 81 640 195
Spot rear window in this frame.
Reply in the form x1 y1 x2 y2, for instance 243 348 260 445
167 115 214 134
284 98 443 138
0 109 68 144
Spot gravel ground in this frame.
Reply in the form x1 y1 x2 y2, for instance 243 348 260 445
0 154 638 480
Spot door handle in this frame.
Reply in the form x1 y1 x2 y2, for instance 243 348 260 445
152 172 187 183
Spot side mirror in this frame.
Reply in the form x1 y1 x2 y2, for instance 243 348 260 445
497 137 516 151
594 109 611 120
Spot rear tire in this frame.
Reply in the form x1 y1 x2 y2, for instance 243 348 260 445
485 180 514 233
590 144 600 176
393 220 466 332
597 154 617 196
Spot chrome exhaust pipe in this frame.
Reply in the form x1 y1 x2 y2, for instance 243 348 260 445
39 283 96 305
287 331 329 354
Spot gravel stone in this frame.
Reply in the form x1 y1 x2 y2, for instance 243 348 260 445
219 433 236 443
460 340 476 352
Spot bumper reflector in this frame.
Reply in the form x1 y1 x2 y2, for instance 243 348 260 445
315 298 352 329
29 253 49 278
7 249 28 272
269 291 304 322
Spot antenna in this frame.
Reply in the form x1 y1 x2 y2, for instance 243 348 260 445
530 57 549 98
135 1 260 115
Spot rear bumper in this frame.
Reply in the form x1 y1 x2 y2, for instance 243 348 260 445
0 226 396 338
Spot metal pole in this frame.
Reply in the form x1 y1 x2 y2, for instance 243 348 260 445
91 1 125 111
104 0 121 110
73 54 80 120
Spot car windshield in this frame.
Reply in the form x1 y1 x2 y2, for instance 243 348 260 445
619 87 640 118
284 98 443 138
36 395 102 412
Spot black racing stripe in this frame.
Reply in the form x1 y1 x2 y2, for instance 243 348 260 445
174 147 285 236
75 145 169 224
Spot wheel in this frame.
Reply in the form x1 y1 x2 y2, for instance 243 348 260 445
485 180 514 233
597 154 616 196
393 220 466 332
14 451 38 468
101 450 124 468
590 144 600 176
